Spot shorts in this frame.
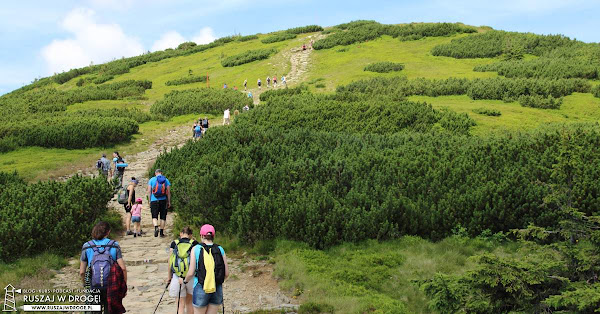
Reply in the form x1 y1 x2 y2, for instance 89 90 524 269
193 284 223 307
169 274 194 297
150 200 168 220
131 216 141 223
124 204 131 213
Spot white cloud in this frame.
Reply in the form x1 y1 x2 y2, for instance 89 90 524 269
151 31 187 51
192 27 217 45
41 8 144 74
150 27 217 52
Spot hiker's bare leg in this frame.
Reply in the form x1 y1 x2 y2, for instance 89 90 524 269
125 213 131 232
178 295 185 314
193 306 207 314
206 304 219 314
160 219 166 230
153 218 159 227
186 294 194 314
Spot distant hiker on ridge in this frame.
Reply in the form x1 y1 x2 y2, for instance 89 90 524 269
223 108 231 126
266 76 271 88
148 169 171 238
273 75 277 88
243 79 247 91
257 78 262 89
201 117 209 134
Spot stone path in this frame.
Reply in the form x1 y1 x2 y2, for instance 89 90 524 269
51 121 297 313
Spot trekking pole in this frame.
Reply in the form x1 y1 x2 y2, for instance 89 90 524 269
176 283 182 314
153 282 170 314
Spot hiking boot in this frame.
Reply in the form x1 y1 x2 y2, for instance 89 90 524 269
126 230 133 235
154 227 159 237
160 229 165 237
134 233 137 238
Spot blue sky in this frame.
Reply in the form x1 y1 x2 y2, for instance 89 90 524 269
1 0 599 95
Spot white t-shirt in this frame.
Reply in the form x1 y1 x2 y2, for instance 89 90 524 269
224 109 230 119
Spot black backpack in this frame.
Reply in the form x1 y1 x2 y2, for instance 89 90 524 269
195 243 225 285
96 159 102 169
116 157 125 173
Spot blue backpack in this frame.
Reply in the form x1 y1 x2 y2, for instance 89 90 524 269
152 175 167 198
87 240 117 289
195 125 201 133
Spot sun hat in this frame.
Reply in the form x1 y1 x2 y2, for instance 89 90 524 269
200 224 215 236
136 198 142 203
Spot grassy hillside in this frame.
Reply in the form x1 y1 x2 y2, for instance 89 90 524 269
2 22 600 180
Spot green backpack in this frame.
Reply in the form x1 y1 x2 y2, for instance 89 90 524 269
169 239 195 278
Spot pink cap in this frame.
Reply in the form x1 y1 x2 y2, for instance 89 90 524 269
200 224 215 236
136 198 143 203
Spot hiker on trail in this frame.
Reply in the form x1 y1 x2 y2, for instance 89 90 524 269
243 79 247 91
302 44 306 51
148 169 171 238
282 76 286 87
124 177 138 236
97 154 112 178
194 123 203 140
201 117 209 134
223 83 227 89
266 76 271 88
80 221 127 314
243 105 249 111
247 91 252 99
223 109 230 126
310 39 314 49
130 198 143 237
257 78 261 89
167 226 199 314
273 76 277 88
112 152 127 190
192 122 198 138
183 224 229 314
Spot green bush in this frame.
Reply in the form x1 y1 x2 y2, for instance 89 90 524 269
165 75 208 86
298 302 335 314
474 58 599 79
221 48 277 67
519 94 563 109
240 93 475 135
285 25 324 34
592 85 600 98
431 30 578 58
364 62 404 73
150 88 253 117
261 33 297 44
237 34 259 42
314 22 476 50
177 41 197 50
0 174 113 262
93 75 114 84
0 117 138 149
472 107 501 116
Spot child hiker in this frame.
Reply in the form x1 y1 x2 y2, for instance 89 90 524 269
131 198 143 237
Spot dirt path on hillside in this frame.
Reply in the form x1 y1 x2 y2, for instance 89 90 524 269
247 34 322 105
50 122 297 313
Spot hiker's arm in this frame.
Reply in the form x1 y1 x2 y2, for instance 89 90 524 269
127 186 133 207
147 184 151 203
184 247 196 284
117 258 127 284
79 261 87 283
223 253 229 280
166 186 171 208
166 248 173 283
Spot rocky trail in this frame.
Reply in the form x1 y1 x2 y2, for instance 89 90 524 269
247 34 321 105
50 122 297 313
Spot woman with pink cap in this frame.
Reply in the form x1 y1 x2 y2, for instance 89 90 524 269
130 198 143 237
183 224 229 314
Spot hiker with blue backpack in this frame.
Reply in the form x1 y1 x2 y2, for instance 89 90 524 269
80 221 127 314
183 224 229 314
167 226 199 314
148 169 171 238
194 123 203 140
112 152 127 190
